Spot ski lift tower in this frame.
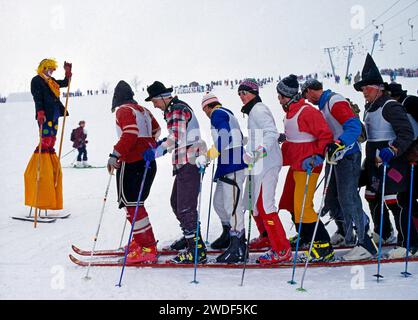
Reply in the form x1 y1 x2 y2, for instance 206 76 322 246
323 47 337 79
343 41 355 79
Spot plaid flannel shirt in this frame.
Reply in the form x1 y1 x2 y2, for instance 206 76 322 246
161 97 207 174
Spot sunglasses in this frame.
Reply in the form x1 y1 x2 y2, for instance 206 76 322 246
238 90 248 96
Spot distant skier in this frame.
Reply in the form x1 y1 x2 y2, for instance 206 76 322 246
197 93 248 263
277 75 335 262
354 54 418 258
70 120 90 167
143 81 208 264
24 58 72 211
238 78 292 264
107 80 161 264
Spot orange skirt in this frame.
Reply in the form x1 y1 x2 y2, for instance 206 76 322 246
24 152 63 210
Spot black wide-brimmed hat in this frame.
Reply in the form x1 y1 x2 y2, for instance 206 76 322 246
387 82 407 97
353 54 386 91
145 81 173 101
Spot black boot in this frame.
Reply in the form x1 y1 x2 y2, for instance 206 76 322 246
171 233 207 264
169 236 187 251
210 224 231 249
216 232 247 263
304 241 335 262
359 234 377 256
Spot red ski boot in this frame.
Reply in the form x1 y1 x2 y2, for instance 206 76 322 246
126 244 158 264
124 238 138 253
249 232 271 250
256 247 292 264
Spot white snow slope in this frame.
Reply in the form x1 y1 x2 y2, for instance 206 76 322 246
0 76 417 300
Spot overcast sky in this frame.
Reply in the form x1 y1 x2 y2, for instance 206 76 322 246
0 0 417 95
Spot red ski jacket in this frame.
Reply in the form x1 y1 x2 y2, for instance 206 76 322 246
281 98 333 172
114 103 161 163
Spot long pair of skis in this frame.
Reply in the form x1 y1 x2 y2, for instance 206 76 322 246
69 244 416 269
11 209 71 223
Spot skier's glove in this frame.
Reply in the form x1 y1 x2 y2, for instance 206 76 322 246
156 137 167 146
107 150 121 173
143 145 166 162
302 154 324 171
379 147 396 164
195 155 208 170
64 61 72 78
207 145 220 160
37 110 46 126
325 140 345 164
243 146 267 165
278 133 286 144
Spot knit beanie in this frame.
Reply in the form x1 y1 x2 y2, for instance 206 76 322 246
238 78 259 95
276 74 299 98
201 93 220 109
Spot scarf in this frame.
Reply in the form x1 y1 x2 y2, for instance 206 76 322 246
38 72 60 98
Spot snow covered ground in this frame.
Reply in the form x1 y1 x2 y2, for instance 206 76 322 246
1 76 417 300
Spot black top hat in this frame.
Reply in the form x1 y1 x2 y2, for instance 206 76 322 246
387 82 407 97
145 81 173 102
353 54 386 92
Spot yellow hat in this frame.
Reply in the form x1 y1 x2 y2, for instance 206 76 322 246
37 58 58 74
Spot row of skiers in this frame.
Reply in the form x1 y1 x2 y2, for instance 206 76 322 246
26 56 418 265
104 53 418 265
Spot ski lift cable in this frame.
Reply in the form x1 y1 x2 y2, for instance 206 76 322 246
379 0 418 25
384 13 418 34
352 0 402 40
352 1 418 44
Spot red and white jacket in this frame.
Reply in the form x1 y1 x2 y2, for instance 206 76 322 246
114 103 161 163
281 98 333 172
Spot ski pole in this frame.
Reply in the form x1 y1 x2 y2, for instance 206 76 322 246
298 164 334 292
205 162 215 244
61 148 76 159
57 77 71 160
374 162 387 282
70 154 78 167
55 77 72 186
116 161 150 287
118 217 128 249
33 127 43 229
288 167 312 285
401 162 416 277
240 164 253 287
191 167 206 284
84 169 114 280
289 173 325 232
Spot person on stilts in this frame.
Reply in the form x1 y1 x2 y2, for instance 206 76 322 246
302 79 377 260
143 81 208 264
354 54 418 259
107 80 161 264
239 78 292 264
277 74 335 263
24 58 72 212
196 93 248 263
